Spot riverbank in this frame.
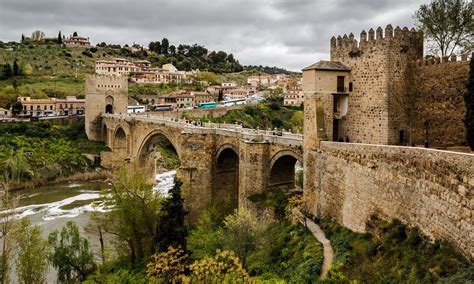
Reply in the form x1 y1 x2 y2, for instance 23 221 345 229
7 170 113 191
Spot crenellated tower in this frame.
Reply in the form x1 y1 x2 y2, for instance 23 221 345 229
85 75 129 141
329 24 424 145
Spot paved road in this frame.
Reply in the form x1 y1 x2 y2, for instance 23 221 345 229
293 208 334 279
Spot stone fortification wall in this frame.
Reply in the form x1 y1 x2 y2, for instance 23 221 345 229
304 142 473 259
330 25 423 145
411 57 470 147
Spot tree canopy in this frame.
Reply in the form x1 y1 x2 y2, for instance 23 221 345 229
147 38 243 73
414 0 473 56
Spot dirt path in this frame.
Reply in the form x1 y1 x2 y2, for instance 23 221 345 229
293 208 334 279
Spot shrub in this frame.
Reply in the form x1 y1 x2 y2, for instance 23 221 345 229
146 246 187 283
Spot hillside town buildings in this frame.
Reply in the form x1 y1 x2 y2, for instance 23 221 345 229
64 34 91 47
0 108 11 119
283 78 304 106
154 91 215 109
95 59 196 84
17 96 85 117
247 74 289 88
223 87 248 101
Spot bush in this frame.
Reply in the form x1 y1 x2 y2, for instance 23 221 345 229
81 50 93 57
320 216 472 282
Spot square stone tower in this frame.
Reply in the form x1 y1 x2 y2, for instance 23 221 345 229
328 25 423 145
85 75 129 141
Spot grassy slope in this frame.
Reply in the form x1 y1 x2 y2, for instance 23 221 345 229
0 44 274 103
319 216 473 283
194 99 304 131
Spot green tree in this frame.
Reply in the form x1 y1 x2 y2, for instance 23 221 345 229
92 164 162 265
48 221 95 282
465 53 474 150
0 177 16 284
2 63 12 80
73 31 78 37
154 178 188 252
415 0 473 57
189 250 249 282
222 208 271 268
58 30 63 44
12 60 19 77
14 218 49 284
169 45 176 55
161 38 169 55
291 111 304 132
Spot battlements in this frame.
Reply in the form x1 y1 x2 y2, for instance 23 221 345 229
411 53 471 68
331 24 423 52
86 74 128 91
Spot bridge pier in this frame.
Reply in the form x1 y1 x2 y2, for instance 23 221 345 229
177 133 214 223
238 141 271 208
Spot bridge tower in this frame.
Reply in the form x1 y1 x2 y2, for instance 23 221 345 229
85 75 128 141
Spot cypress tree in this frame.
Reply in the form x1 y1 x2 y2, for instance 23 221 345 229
465 54 474 150
58 31 62 44
13 60 19 76
154 177 188 252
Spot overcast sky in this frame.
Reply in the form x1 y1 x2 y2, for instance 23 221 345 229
0 0 427 71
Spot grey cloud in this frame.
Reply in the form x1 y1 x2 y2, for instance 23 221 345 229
0 0 427 71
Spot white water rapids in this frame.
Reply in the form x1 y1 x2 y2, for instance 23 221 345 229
0 170 176 224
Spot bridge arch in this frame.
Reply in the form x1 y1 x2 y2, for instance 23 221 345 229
137 130 180 178
213 144 239 215
269 150 303 190
113 126 128 157
215 143 239 160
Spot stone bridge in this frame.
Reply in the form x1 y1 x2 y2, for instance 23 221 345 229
101 113 303 218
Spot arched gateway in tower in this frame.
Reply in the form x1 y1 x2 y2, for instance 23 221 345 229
85 75 129 141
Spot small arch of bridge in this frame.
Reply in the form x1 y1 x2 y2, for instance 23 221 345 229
215 143 239 160
112 125 128 157
213 143 240 215
269 150 303 189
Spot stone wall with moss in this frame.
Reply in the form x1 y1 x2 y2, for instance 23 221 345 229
304 141 474 259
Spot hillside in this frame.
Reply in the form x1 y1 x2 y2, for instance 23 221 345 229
0 41 289 108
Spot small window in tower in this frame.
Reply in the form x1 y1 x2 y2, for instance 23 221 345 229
349 82 353 92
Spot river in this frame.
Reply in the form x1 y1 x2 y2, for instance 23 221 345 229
0 170 176 283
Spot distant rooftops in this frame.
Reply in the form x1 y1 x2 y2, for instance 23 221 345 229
302 60 351 72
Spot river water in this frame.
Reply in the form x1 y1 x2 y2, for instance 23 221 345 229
0 170 176 283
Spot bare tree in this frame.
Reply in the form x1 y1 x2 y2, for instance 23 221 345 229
30 30 45 42
415 0 473 57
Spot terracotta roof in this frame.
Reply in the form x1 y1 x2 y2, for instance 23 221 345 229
302 60 351 71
